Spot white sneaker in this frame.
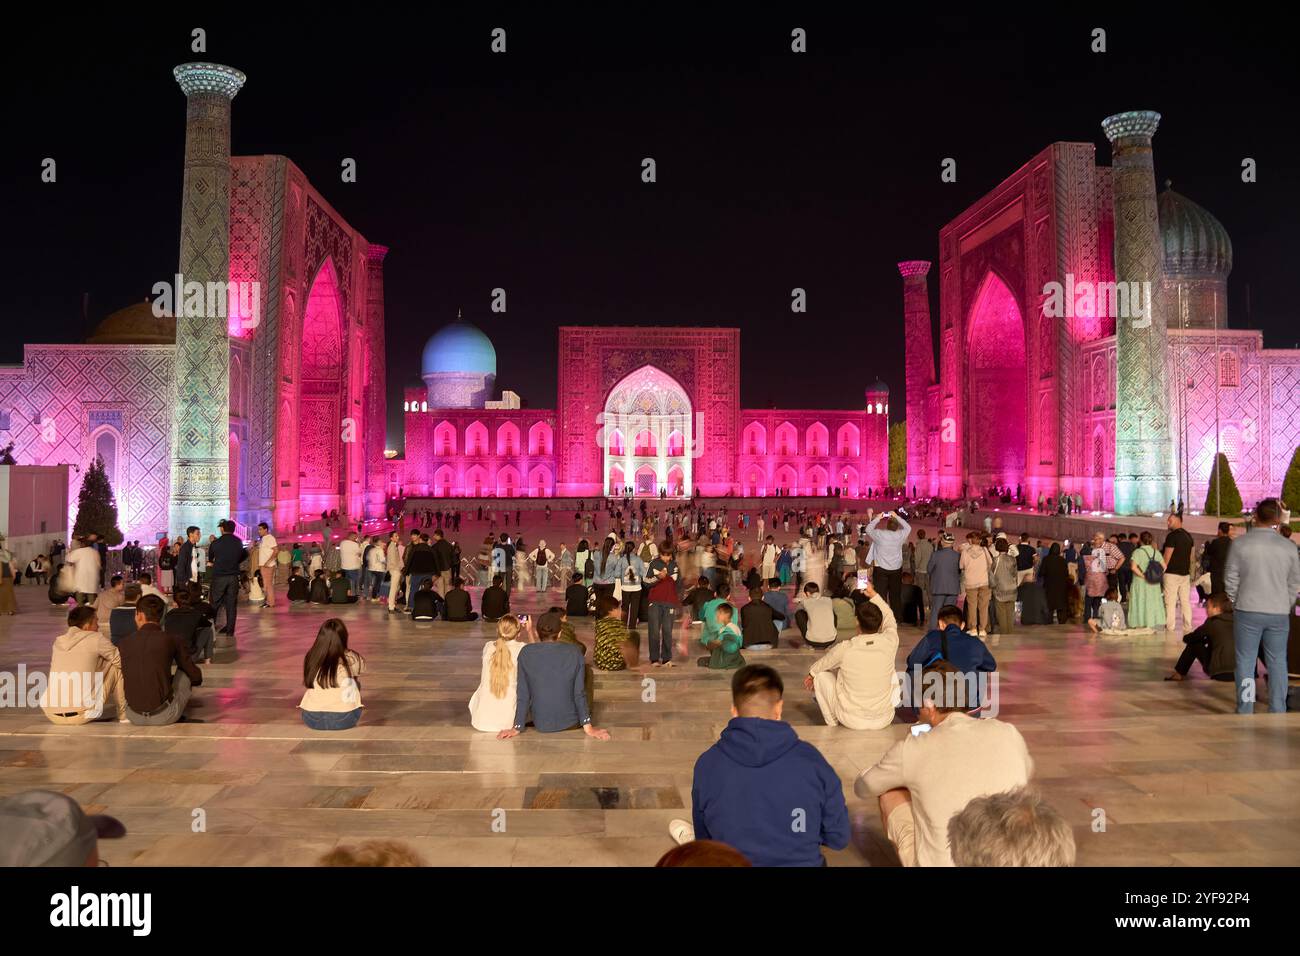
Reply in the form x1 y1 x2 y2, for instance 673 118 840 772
668 819 695 845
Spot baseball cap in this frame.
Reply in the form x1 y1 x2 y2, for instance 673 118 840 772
0 790 126 867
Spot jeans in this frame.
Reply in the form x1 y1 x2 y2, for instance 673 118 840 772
301 707 363 731
345 568 362 596
929 594 957 630
210 573 240 634
406 573 432 610
536 566 549 591
1233 610 1290 714
648 602 676 663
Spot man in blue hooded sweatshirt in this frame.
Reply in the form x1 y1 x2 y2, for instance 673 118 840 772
904 604 997 710
667 664 850 866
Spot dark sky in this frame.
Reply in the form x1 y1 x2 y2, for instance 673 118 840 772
4 13 1297 451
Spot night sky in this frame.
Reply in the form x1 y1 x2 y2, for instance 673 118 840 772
4 13 1297 451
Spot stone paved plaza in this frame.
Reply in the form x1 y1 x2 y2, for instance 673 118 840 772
1 513 1297 867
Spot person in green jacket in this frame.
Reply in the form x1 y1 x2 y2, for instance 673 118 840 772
699 581 741 649
698 602 745 670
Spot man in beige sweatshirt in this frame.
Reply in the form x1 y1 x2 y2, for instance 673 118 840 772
855 660 1032 866
41 605 128 724
803 583 900 730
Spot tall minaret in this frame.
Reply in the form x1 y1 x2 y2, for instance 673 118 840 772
898 260 934 498
168 63 246 535
1102 110 1175 515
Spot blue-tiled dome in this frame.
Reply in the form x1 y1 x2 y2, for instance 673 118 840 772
421 318 497 377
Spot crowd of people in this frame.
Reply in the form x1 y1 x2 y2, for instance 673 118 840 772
15 491 1299 866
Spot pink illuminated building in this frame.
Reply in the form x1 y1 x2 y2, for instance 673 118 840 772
902 131 1300 512
388 324 890 499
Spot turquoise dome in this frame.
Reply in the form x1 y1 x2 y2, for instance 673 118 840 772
421 319 497 377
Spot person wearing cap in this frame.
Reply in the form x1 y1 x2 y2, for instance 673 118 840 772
41 604 128 725
119 594 203 726
0 790 126 867
925 533 962 631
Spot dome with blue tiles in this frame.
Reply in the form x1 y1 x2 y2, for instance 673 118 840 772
421 314 497 377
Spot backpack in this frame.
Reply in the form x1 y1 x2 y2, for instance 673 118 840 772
992 554 1018 602
1141 547 1164 585
585 555 596 578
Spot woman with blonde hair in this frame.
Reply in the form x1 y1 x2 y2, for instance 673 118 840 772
469 615 531 732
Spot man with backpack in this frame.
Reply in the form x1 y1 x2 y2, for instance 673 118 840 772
990 536 1020 634
904 604 998 710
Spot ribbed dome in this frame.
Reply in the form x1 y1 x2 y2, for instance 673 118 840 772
421 317 497 377
865 378 889 397
1159 185 1232 277
86 301 176 344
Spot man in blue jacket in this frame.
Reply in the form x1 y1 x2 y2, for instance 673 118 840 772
904 604 997 710
668 664 850 866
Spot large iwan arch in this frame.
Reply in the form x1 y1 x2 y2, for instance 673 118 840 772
965 271 1027 490
602 365 693 497
298 257 345 515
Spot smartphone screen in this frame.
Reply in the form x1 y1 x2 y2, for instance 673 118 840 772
856 570 871 591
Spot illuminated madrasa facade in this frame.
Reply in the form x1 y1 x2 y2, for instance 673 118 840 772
0 63 388 539
900 111 1300 515
388 322 892 500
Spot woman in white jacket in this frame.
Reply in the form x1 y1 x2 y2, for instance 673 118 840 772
469 616 531 732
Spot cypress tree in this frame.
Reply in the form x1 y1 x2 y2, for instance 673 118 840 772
72 454 124 546
1203 452 1243 517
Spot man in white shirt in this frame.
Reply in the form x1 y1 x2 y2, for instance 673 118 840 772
338 533 363 596
758 535 778 581
256 522 278 608
855 660 1033 867
794 582 837 648
136 573 169 608
66 540 102 607
866 510 912 617
804 583 899 729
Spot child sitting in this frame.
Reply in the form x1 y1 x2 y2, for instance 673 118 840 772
1087 587 1153 637
697 602 745 670
329 570 358 604
287 568 310 602
682 576 714 626
309 569 332 604
593 593 632 670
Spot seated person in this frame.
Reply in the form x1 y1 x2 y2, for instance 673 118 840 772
804 582 900 729
698 602 745 670
668 664 850 866
1166 591 1236 682
899 572 926 628
481 573 510 622
40 604 128 724
699 581 736 647
904 604 998 709
550 606 594 713
740 587 783 650
410 578 444 621
497 613 610 740
682 576 714 625
94 575 125 619
469 616 530 731
308 569 331 604
1015 580 1049 626
162 586 215 664
119 595 204 726
443 580 477 621
287 568 311 602
108 583 143 645
564 576 589 617
761 578 790 628
855 660 1033 867
300 619 365 731
593 593 631 671
329 570 359 605
137 573 168 607
947 787 1076 867
830 584 857 631
794 582 837 649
